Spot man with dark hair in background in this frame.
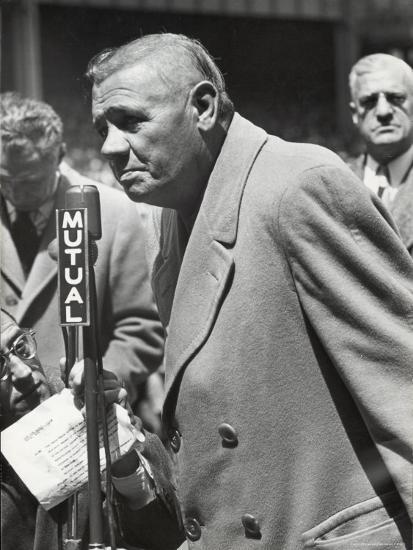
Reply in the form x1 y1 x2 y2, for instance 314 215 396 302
348 53 413 256
82 33 413 550
0 93 164 408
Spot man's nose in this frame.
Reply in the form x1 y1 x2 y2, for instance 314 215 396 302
375 93 393 119
101 124 129 159
9 355 33 382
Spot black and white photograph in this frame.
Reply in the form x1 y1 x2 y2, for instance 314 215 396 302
1 1 413 549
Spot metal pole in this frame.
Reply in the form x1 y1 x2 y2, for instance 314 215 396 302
83 256 105 548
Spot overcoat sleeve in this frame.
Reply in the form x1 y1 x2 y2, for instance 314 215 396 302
278 164 413 519
114 432 185 550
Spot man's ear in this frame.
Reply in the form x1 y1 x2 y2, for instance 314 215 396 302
349 102 359 126
190 81 219 131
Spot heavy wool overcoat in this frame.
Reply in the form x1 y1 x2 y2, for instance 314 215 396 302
120 114 413 550
0 165 164 404
348 153 413 257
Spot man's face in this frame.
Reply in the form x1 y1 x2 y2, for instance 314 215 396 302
92 62 205 213
350 65 413 161
0 317 51 422
0 148 59 211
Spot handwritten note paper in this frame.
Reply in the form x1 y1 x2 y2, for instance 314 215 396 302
1 389 142 510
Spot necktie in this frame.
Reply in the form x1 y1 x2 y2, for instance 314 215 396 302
11 211 40 275
376 164 392 209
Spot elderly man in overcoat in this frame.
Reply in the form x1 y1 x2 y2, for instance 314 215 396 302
84 34 413 550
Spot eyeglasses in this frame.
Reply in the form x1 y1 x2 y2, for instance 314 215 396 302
0 330 37 381
358 92 406 111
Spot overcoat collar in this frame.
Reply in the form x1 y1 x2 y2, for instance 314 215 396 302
348 153 365 181
349 152 413 251
201 113 268 245
391 166 413 252
1 196 26 294
3 177 71 322
160 114 268 414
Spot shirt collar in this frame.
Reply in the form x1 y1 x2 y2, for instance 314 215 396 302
365 144 413 189
5 173 59 236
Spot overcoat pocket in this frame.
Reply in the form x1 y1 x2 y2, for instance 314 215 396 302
301 492 411 549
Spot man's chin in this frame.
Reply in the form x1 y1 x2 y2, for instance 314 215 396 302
371 127 404 143
369 135 406 156
123 184 153 204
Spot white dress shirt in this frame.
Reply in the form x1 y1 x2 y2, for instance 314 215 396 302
363 145 413 208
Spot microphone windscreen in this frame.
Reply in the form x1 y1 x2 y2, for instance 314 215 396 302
65 185 102 240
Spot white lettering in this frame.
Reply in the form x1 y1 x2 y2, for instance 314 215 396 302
65 248 81 266
62 211 83 229
65 287 84 304
63 230 82 247
64 267 83 285
65 306 82 323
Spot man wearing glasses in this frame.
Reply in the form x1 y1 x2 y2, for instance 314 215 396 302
348 53 413 257
0 308 89 550
0 308 53 428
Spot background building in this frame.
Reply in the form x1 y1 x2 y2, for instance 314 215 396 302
2 0 412 180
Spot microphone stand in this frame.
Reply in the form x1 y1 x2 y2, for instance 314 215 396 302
64 326 81 550
83 245 105 549
56 185 117 550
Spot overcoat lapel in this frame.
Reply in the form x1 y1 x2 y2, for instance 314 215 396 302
163 114 268 408
1 205 25 296
348 154 365 181
391 165 413 252
17 178 70 321
348 153 413 252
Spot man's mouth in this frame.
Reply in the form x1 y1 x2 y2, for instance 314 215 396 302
375 124 399 132
14 381 42 403
119 170 143 182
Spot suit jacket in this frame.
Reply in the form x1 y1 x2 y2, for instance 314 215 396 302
1 462 89 550
348 153 413 256
1 164 164 404
119 114 413 550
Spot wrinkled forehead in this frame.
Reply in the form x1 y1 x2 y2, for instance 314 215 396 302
0 145 58 179
354 65 413 97
93 63 168 103
92 60 194 121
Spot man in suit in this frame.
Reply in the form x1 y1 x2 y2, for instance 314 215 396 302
348 53 413 256
0 93 164 407
84 34 413 549
0 308 137 549
0 307 88 549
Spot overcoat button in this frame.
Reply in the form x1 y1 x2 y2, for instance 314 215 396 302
169 429 181 453
5 295 18 306
218 422 238 448
241 514 262 539
185 517 202 541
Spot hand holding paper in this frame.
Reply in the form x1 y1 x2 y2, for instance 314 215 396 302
1 388 143 510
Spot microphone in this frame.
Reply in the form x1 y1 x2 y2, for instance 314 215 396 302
49 184 102 262
65 185 102 241
54 184 108 548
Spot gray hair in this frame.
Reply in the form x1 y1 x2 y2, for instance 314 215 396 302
86 33 234 122
349 53 413 99
0 92 63 161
